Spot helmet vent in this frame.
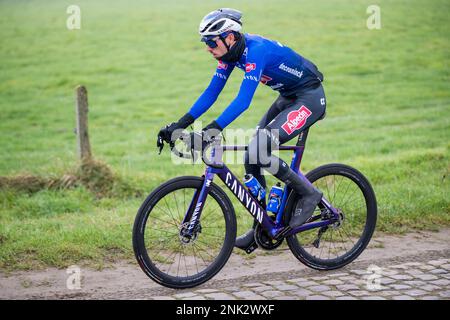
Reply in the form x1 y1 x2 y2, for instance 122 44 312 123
209 20 226 32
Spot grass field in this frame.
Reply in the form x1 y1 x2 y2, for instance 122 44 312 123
0 0 449 270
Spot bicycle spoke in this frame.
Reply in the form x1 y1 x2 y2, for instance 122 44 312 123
158 248 179 272
336 180 354 207
328 229 333 260
141 184 229 279
192 243 209 268
339 191 363 211
200 232 224 239
191 244 199 275
172 191 182 222
151 217 179 229
200 203 221 222
337 228 350 254
296 171 372 262
162 196 181 227
153 205 180 227
193 239 218 258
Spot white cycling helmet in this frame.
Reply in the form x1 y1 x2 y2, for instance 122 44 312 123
199 8 242 38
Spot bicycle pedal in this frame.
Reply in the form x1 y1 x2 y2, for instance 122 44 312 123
244 241 258 254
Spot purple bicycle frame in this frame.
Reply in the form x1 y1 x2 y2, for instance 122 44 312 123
182 129 340 239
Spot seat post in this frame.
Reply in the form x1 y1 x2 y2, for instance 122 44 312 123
296 128 309 147
288 128 309 173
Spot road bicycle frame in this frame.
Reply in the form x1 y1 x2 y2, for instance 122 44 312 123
181 128 341 239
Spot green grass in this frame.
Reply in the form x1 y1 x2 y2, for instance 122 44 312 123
0 0 449 270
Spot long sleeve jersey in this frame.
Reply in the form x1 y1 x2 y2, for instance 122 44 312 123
188 33 323 129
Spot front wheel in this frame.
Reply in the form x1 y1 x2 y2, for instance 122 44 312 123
286 164 377 270
132 176 236 289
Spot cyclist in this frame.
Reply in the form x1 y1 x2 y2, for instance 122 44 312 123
158 8 326 251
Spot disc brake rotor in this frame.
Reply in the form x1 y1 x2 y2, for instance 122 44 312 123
178 222 201 245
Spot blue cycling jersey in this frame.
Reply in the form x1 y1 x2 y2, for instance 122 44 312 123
188 33 323 129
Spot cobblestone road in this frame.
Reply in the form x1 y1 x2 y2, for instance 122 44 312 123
151 258 450 300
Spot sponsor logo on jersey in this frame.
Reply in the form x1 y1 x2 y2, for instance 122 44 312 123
279 63 303 79
281 105 312 135
245 63 256 73
217 60 228 70
214 72 227 80
270 83 284 90
260 74 272 84
244 75 259 82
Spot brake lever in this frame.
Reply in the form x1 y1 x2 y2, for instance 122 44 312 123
157 135 164 155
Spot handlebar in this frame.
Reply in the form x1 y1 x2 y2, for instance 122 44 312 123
157 131 224 168
175 132 198 161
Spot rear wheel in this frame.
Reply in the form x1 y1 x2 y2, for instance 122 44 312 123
132 176 236 288
286 164 377 270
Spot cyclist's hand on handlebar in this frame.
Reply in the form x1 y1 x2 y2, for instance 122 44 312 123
158 113 195 143
158 122 177 144
157 122 178 154
181 121 223 152
202 121 223 145
156 113 195 153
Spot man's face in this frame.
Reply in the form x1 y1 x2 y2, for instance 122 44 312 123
205 34 235 60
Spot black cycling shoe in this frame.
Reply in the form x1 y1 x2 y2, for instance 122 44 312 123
289 190 322 228
279 169 323 229
235 228 255 250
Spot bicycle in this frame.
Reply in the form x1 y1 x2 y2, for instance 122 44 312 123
132 128 377 289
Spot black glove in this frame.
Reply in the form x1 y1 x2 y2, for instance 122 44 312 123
202 120 223 143
158 113 195 144
186 121 223 152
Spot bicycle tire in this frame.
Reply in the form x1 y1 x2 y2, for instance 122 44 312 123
286 163 377 270
132 176 236 288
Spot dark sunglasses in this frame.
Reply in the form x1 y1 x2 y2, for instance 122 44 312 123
201 36 220 49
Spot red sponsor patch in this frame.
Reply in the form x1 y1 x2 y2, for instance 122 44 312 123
217 60 228 70
260 74 272 84
245 63 256 73
281 106 312 135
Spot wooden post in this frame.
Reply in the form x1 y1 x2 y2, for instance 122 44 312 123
75 85 92 161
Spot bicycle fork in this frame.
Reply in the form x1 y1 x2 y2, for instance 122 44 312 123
180 169 215 239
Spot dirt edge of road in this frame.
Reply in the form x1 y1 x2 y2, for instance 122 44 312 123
1 228 449 299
